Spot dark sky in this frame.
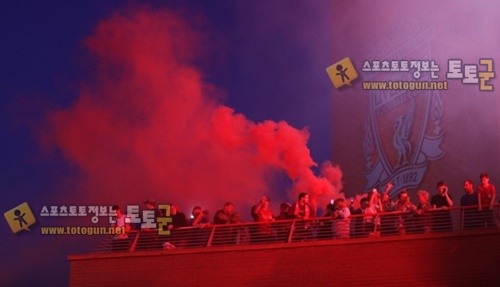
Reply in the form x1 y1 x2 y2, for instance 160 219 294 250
1 1 336 285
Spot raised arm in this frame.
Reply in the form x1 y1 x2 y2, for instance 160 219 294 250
444 190 453 207
490 185 496 210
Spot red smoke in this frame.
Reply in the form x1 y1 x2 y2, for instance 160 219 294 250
43 7 342 217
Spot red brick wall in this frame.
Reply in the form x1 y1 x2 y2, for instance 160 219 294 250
69 229 500 287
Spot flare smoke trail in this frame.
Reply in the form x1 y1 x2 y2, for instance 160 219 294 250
42 7 342 215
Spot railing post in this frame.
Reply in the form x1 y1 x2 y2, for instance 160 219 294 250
128 230 140 252
206 226 216 247
460 207 464 231
287 220 296 243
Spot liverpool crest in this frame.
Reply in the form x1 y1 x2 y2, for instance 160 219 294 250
362 19 445 197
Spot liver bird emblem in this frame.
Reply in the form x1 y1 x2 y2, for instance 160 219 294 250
392 99 415 168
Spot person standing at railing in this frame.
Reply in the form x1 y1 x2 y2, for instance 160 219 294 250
164 205 189 248
414 190 432 234
276 203 292 221
274 203 292 242
380 186 398 236
111 205 131 251
254 198 276 243
229 212 249 245
212 202 235 245
214 202 234 225
332 198 351 239
250 196 269 243
364 189 383 237
251 196 269 222
381 192 396 212
460 179 480 230
288 193 314 220
288 192 314 241
381 182 394 210
350 197 365 238
477 173 496 228
144 199 164 217
141 199 163 231
186 206 211 247
317 203 335 239
431 181 454 232
188 206 211 228
111 205 131 239
168 205 187 230
395 190 417 235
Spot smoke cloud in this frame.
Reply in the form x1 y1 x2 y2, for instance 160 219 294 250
42 7 342 217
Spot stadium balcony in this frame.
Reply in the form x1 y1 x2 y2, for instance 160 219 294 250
69 205 500 286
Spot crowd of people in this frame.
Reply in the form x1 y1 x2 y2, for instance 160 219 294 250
110 173 498 247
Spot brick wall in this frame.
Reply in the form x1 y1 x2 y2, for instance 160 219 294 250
69 229 500 287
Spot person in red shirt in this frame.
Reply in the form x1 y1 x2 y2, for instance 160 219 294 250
288 193 314 219
477 173 496 228
288 192 315 241
254 197 275 242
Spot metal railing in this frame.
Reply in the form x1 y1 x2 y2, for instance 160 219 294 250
92 205 500 253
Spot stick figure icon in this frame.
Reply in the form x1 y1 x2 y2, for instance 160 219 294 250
14 209 28 228
336 64 350 83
